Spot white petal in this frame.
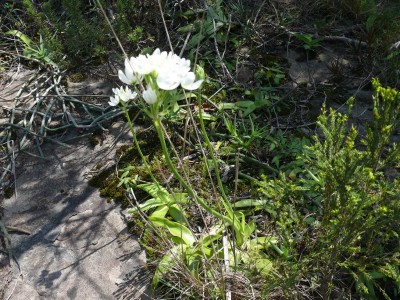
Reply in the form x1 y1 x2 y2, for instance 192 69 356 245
120 87 137 102
181 72 203 90
118 70 131 85
108 96 119 106
152 48 161 56
134 55 154 75
157 73 180 90
183 79 203 90
142 87 157 104
124 58 133 74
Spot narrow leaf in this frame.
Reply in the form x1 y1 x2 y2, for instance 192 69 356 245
6 30 32 46
150 216 196 246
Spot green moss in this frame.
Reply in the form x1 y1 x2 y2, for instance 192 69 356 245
87 166 113 188
88 133 100 147
68 72 86 83
88 138 167 208
4 186 14 199
127 212 165 261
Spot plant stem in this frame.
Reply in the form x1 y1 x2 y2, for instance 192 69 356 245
123 108 159 184
197 97 234 216
152 117 234 226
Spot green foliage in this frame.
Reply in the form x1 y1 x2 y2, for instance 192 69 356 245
256 80 400 299
234 89 273 117
128 182 188 224
16 0 142 67
178 0 227 51
364 79 400 169
127 26 144 43
6 30 56 66
222 114 267 149
293 33 321 51
20 0 63 62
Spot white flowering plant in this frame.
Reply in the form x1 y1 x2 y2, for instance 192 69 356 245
109 48 270 296
111 48 204 119
110 49 237 225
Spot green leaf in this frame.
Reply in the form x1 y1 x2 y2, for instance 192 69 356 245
186 32 205 50
150 216 196 246
198 224 224 248
243 104 257 117
235 100 255 108
218 102 237 110
127 198 164 213
6 30 32 46
184 248 202 276
177 24 195 33
233 199 268 208
150 205 169 218
248 236 278 251
138 182 169 199
255 258 273 276
169 204 186 223
151 245 186 293
197 110 217 121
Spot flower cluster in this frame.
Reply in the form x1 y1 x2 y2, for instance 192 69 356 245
110 48 203 107
108 86 137 106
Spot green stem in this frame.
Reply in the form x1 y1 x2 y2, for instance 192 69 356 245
197 98 234 216
227 153 279 174
153 117 234 226
123 108 159 184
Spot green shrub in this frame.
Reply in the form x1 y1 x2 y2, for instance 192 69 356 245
19 0 140 67
257 79 400 299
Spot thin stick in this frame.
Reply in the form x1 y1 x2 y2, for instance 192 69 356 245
222 230 232 300
157 0 174 52
96 0 127 57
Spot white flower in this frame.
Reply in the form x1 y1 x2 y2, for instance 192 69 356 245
108 96 119 106
109 86 137 106
181 72 204 90
142 87 157 105
131 54 155 75
155 57 199 90
118 58 142 85
157 71 182 90
119 48 203 92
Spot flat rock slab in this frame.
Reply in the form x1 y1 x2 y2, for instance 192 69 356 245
2 130 149 299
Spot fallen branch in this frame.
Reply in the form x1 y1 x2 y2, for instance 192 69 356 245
5 225 31 235
320 35 367 47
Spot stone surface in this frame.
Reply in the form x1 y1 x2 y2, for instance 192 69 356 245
2 125 149 299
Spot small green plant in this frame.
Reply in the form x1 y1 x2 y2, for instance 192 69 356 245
177 0 227 51
234 88 277 116
222 114 267 149
127 26 144 43
15 0 145 67
293 33 321 52
6 30 56 66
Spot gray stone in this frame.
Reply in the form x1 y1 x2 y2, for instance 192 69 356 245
2 130 149 299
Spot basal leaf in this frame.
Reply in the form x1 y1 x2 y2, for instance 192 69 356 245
233 199 268 208
6 30 32 46
151 205 169 218
169 204 186 223
150 216 196 246
151 245 186 294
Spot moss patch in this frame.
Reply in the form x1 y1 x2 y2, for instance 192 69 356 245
68 72 87 83
4 185 14 199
